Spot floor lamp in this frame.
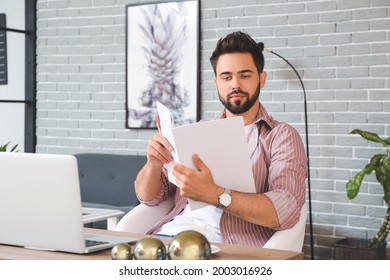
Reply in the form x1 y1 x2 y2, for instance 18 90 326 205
264 48 315 260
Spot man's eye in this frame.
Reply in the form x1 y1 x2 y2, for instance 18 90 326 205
221 76 232 81
242 74 251 79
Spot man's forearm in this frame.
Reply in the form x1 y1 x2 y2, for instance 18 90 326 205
135 162 164 202
225 192 280 228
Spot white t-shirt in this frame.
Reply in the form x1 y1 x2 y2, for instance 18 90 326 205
157 205 223 242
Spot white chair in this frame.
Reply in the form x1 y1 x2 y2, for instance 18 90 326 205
115 196 307 252
262 203 307 252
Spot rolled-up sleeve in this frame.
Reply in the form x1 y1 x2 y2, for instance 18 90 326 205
264 123 307 230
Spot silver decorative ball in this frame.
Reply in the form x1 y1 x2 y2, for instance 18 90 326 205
111 243 133 260
133 237 166 260
168 230 211 260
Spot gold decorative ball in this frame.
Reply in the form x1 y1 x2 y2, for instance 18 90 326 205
111 243 133 260
168 230 211 260
133 237 166 260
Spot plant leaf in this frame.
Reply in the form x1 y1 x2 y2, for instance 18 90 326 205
366 154 385 173
350 129 388 147
0 142 10 152
10 144 18 152
0 142 19 152
346 170 366 200
375 165 387 190
346 154 384 200
380 154 390 204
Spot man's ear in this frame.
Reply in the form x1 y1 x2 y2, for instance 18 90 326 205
260 71 267 88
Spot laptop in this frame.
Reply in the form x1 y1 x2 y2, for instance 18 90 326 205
0 152 139 254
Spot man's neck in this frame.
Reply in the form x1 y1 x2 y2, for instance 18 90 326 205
225 102 260 126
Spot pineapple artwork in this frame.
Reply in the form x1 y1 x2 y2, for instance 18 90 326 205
127 2 198 128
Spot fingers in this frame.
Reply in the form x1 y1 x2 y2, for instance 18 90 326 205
192 154 207 171
172 162 190 178
173 160 214 203
173 154 208 175
172 156 208 186
147 134 174 164
145 114 175 167
154 114 174 152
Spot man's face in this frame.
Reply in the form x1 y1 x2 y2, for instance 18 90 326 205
214 52 266 115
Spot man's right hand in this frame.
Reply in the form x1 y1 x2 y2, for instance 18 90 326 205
135 114 174 202
146 114 174 167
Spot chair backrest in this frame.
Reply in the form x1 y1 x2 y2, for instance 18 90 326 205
262 203 307 252
74 153 146 207
115 195 175 233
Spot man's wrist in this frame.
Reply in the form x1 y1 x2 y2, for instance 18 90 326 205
217 188 232 210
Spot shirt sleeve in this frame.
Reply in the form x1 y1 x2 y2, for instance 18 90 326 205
264 123 307 230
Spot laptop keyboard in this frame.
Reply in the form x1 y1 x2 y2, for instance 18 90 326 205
85 239 109 247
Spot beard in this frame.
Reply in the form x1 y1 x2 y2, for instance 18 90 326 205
218 84 260 115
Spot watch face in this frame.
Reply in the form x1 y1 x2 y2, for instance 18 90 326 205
220 193 232 207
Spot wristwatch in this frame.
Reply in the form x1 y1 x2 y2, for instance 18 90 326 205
217 188 232 210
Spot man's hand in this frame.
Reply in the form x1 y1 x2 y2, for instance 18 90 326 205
172 154 223 205
146 115 174 168
135 114 175 201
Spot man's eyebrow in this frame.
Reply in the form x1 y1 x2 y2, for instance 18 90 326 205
238 69 254 74
219 71 232 76
219 69 254 76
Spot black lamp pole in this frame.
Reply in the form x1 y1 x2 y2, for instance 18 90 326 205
265 48 315 260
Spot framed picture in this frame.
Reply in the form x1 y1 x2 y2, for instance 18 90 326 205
126 0 200 129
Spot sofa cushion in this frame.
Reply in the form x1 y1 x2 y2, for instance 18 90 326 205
74 153 146 208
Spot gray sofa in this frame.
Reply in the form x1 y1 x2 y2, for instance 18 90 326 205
74 153 147 228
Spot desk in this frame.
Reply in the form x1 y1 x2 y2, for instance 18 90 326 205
0 228 304 260
82 207 124 230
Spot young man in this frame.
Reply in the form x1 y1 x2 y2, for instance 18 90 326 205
134 31 307 247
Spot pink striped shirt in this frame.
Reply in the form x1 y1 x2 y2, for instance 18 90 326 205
139 102 307 248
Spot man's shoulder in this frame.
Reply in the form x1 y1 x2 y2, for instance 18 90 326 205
268 122 304 149
272 121 300 135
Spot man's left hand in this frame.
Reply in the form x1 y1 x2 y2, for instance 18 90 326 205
172 154 223 205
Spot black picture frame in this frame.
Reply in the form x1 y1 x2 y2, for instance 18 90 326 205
125 0 200 129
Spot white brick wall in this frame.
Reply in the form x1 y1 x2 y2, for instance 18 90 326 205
36 0 390 259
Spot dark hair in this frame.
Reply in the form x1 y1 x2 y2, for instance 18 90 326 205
209 31 264 75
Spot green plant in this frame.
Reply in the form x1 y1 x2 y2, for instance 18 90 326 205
346 129 390 247
0 142 19 152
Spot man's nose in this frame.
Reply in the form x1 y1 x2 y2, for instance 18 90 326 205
231 76 241 90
